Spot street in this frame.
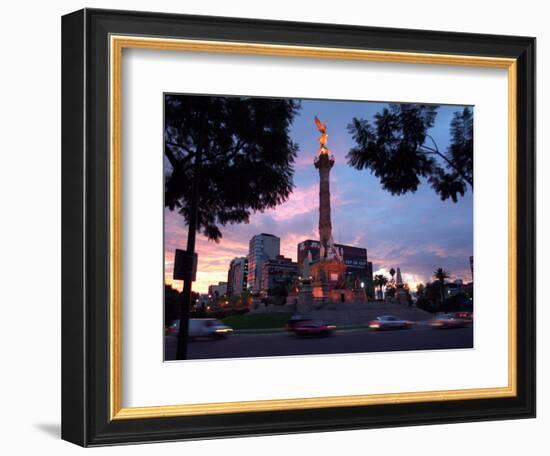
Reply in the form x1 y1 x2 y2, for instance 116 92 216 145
164 324 473 361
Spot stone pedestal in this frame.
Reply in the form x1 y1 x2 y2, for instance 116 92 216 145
395 287 409 305
297 280 314 313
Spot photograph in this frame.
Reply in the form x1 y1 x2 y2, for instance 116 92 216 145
163 94 475 361
57 5 536 448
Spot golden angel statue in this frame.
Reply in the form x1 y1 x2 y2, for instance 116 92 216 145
314 116 329 154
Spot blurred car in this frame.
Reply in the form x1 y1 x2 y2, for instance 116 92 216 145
167 318 233 339
430 314 468 329
368 315 414 330
293 320 336 337
285 315 311 332
454 311 473 321
166 321 179 335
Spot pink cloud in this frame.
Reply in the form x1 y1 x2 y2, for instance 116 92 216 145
294 155 315 168
263 184 318 221
166 238 250 293
279 228 318 261
264 180 354 223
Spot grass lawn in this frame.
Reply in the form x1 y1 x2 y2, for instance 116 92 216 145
222 312 292 330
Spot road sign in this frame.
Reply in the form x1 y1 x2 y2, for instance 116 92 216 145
173 249 198 281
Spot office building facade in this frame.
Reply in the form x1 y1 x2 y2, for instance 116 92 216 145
297 239 374 295
207 282 227 298
227 257 248 296
260 255 298 293
247 233 280 293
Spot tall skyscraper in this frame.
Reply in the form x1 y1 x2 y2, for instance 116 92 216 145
247 233 280 292
227 257 248 296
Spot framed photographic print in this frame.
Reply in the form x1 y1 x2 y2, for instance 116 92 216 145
61 8 536 447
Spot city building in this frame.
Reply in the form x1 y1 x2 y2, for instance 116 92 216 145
247 233 280 293
260 255 298 294
227 257 248 296
297 239 374 296
207 281 227 298
444 279 473 309
445 279 464 297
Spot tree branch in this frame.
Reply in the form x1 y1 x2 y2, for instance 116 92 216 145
421 135 473 188
166 140 195 157
165 141 196 173
164 144 180 170
227 139 247 159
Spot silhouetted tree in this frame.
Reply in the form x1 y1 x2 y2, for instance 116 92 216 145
268 276 297 305
164 286 199 325
165 95 301 241
165 94 300 359
426 107 473 201
373 274 388 300
416 281 439 312
164 285 181 326
434 268 451 307
347 104 473 202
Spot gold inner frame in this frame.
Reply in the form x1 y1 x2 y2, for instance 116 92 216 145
109 35 517 420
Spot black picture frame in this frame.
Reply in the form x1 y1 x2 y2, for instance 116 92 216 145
62 8 535 447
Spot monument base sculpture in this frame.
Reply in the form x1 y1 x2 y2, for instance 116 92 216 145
308 257 366 304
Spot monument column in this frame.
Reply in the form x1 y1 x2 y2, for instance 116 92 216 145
315 153 334 258
307 116 367 304
313 115 337 260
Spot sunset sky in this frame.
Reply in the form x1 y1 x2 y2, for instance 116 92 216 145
165 98 473 294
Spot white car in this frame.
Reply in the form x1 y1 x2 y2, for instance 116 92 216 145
169 318 233 339
368 315 414 330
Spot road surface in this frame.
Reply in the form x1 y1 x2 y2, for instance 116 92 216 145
164 324 473 361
